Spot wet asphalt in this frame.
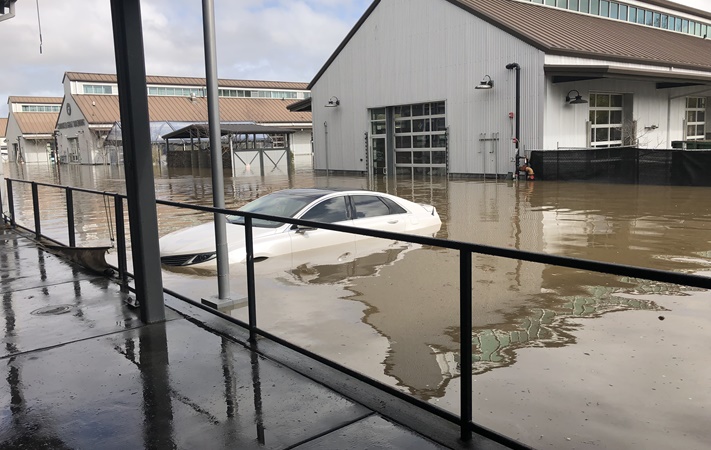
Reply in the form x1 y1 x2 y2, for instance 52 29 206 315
0 225 510 450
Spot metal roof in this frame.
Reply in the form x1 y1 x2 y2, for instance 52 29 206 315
0 118 7 137
72 94 312 125
161 123 296 140
309 0 711 89
8 96 63 105
64 72 309 90
13 112 59 135
286 97 312 112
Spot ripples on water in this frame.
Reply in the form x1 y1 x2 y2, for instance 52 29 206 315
3 160 711 449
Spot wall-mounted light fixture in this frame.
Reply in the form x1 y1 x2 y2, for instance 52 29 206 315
325 96 340 107
565 90 588 104
475 75 493 90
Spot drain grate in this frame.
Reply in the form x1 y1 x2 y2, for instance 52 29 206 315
31 305 73 316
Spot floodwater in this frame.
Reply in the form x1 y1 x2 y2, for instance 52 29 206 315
3 158 711 449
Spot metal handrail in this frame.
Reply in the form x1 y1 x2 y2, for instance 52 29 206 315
3 176 710 448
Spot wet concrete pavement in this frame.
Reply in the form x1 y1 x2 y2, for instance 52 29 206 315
0 225 510 450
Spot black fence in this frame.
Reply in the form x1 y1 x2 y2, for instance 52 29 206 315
530 148 711 185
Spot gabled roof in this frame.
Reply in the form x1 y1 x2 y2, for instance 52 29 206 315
13 112 59 135
0 118 7 137
8 96 63 105
72 95 312 125
64 72 308 91
309 0 711 88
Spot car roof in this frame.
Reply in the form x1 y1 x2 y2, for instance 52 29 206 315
275 188 378 197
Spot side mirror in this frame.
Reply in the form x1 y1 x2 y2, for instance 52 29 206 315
291 224 316 234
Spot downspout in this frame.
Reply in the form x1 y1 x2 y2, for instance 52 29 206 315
506 63 521 177
324 121 329 173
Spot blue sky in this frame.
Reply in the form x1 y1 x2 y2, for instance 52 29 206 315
0 0 708 117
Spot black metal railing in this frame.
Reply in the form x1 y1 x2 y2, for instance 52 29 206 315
3 177 711 448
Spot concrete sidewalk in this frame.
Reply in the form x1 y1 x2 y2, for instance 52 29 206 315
0 226 510 449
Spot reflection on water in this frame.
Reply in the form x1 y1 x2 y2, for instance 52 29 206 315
3 162 711 430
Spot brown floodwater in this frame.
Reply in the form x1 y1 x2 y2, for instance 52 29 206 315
3 158 710 449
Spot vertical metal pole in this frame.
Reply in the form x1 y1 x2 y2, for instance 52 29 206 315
66 188 76 247
459 249 473 441
31 182 41 240
114 194 128 287
202 0 230 299
245 217 257 342
110 0 165 323
6 180 15 228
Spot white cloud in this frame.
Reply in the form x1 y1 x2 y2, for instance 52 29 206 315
0 0 370 116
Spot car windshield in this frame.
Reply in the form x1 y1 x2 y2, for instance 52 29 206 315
227 191 325 228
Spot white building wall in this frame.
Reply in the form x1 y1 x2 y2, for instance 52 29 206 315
291 129 312 156
544 79 711 150
4 114 21 162
311 0 545 175
56 97 103 164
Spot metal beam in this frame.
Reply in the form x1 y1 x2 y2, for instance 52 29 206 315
110 0 165 323
202 0 230 299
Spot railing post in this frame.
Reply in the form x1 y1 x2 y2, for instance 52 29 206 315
31 182 41 240
66 188 76 247
6 179 14 228
0 178 3 224
245 216 257 342
114 194 128 288
460 249 473 441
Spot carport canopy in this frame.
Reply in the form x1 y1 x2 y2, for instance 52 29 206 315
161 123 295 140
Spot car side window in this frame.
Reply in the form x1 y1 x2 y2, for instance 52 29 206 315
352 195 405 218
300 197 349 223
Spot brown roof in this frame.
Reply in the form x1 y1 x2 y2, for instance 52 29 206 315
0 118 7 137
64 72 308 90
8 96 63 105
310 0 711 88
72 95 312 125
13 112 59 134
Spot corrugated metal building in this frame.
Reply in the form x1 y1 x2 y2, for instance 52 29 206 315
308 0 711 177
5 96 62 163
55 72 313 165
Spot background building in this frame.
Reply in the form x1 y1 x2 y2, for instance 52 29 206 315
308 0 711 178
5 96 61 163
55 72 313 165
0 117 7 160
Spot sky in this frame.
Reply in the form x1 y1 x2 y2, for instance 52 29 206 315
0 0 709 118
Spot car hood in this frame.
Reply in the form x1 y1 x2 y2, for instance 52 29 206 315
159 222 278 256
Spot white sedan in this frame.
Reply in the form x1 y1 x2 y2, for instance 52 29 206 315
159 188 441 269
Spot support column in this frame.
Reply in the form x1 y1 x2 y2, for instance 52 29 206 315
110 0 165 323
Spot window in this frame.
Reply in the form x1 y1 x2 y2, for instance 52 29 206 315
599 0 609 17
21 105 60 112
609 2 618 19
523 0 711 37
300 197 349 223
83 84 113 95
590 93 624 147
352 195 404 219
590 0 599 14
619 4 627 20
685 97 706 141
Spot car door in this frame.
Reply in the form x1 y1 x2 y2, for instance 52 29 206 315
288 195 356 266
350 194 408 254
